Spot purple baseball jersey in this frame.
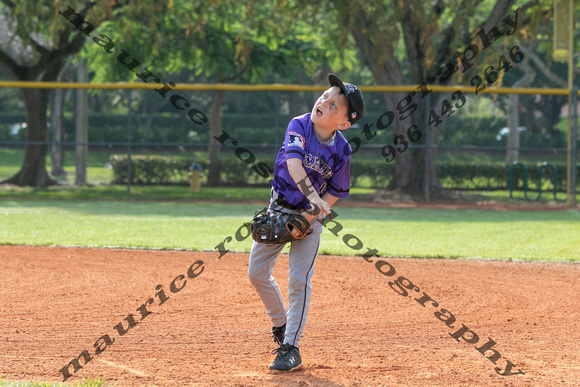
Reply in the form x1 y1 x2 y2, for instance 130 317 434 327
271 113 352 209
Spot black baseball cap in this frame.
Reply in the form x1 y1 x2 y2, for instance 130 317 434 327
328 73 365 124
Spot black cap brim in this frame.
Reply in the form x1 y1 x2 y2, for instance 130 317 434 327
328 73 351 116
328 73 363 124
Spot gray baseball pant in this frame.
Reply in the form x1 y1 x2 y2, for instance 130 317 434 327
248 195 324 348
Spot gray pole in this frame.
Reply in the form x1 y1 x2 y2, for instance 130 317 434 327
75 60 88 185
274 91 280 148
127 90 132 200
424 93 431 202
570 87 578 207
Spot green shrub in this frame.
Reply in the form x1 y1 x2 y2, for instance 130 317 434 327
350 159 394 188
110 154 576 191
439 161 572 191
110 155 205 184
110 154 276 186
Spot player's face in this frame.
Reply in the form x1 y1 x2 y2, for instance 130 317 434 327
311 87 351 131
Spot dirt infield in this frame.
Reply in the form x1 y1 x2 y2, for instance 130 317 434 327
1 245 579 386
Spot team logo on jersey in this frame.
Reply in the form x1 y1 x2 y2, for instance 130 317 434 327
288 132 306 149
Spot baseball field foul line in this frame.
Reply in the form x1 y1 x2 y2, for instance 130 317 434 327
95 359 149 377
58 261 205 382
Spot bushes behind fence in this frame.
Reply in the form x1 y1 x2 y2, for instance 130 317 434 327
110 154 574 191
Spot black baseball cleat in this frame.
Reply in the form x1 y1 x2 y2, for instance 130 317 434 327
268 343 303 372
271 324 286 346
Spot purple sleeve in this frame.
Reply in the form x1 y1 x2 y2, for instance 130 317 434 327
326 156 351 198
284 119 307 161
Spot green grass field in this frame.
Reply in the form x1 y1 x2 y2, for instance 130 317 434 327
2 148 578 262
0 377 105 387
1 200 577 261
0 149 113 185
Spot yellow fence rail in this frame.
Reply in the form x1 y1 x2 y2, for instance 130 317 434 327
0 81 578 96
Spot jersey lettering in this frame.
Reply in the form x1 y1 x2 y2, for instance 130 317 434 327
304 153 333 179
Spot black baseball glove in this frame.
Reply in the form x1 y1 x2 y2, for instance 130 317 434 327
251 209 311 244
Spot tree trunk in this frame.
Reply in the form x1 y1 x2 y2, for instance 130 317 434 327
385 92 421 191
288 90 302 118
207 88 227 186
336 0 520 194
289 71 305 117
505 58 535 164
426 92 453 193
426 138 443 191
136 90 168 132
341 2 435 193
311 65 332 105
3 88 56 186
0 2 99 187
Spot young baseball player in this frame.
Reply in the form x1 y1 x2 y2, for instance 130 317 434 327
248 73 364 372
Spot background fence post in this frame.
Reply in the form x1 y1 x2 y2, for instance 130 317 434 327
570 87 578 207
275 91 280 148
424 93 431 202
127 90 132 201
74 60 88 185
